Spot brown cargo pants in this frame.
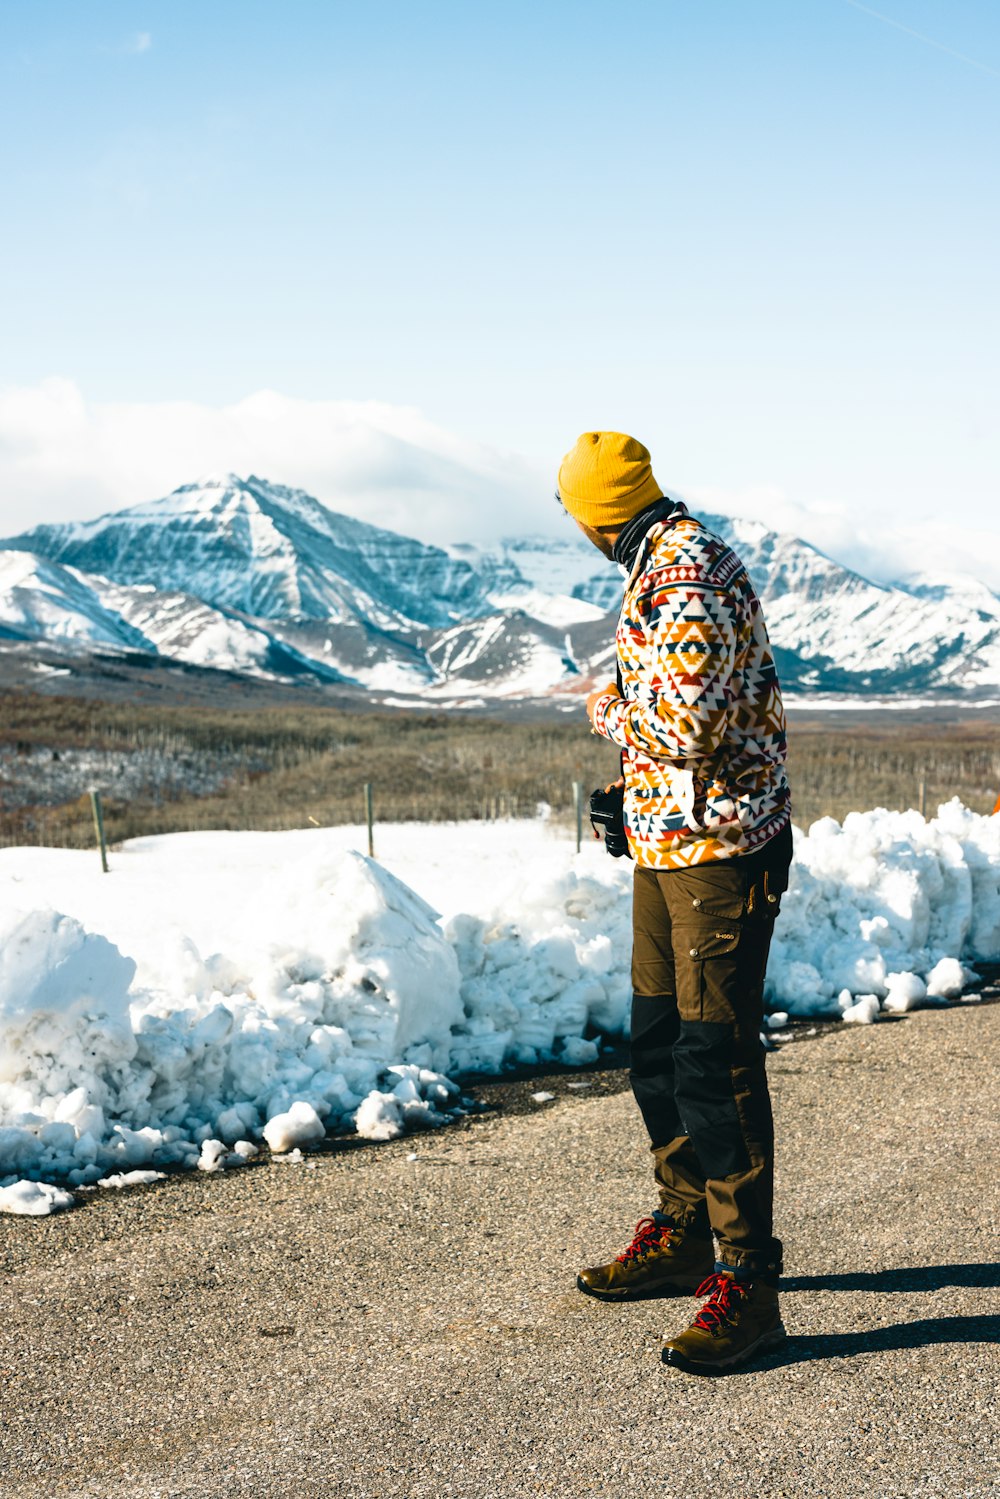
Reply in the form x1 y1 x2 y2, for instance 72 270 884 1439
629 821 792 1278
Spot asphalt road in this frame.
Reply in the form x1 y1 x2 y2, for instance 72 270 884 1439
1 1002 998 1499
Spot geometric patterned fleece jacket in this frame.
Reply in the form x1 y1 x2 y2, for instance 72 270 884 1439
591 502 792 869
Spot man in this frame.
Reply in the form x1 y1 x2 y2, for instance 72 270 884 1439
556 430 793 1375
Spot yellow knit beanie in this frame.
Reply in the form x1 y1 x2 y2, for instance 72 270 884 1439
557 431 662 527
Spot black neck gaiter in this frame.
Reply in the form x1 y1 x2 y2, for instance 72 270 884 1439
612 496 682 572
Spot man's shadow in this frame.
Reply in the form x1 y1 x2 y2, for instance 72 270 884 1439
763 1314 999 1370
706 1263 1000 1376
781 1262 1000 1294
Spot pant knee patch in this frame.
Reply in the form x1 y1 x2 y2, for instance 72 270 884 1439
673 1020 752 1178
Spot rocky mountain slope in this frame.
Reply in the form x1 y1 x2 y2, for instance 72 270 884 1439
2 474 998 703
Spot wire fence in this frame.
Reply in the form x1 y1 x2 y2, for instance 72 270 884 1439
1 691 998 853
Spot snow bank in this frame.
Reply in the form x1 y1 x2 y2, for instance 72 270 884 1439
0 801 996 1208
0 848 466 1204
767 801 997 1016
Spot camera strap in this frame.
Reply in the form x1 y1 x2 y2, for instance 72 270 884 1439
615 663 630 858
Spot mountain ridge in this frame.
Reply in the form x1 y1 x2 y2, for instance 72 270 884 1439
2 474 998 703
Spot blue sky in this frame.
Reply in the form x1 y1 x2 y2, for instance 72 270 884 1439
0 1 998 582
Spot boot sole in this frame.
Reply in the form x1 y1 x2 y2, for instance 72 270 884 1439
576 1273 706 1303
661 1322 787 1374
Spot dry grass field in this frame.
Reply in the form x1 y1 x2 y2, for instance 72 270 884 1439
0 690 997 850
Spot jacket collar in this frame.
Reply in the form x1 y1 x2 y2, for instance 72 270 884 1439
613 497 686 576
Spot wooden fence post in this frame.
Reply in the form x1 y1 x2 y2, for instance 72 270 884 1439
90 790 109 874
363 782 375 858
573 780 583 853
918 777 927 818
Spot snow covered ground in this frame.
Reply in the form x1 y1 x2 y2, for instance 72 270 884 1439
1 802 998 1212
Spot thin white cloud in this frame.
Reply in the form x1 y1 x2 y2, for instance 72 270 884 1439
97 32 152 57
0 380 996 591
0 379 549 548
662 479 1000 593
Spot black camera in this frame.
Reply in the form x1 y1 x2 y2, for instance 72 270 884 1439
589 784 632 859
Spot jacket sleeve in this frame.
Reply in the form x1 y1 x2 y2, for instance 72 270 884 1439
591 568 739 763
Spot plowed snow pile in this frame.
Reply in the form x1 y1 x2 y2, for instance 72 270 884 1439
1 801 997 1211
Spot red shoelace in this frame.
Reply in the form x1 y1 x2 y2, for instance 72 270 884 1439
615 1217 672 1264
691 1272 750 1331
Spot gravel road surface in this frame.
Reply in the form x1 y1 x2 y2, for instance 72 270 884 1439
2 1002 998 1499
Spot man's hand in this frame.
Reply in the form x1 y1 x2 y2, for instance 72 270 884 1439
586 680 620 730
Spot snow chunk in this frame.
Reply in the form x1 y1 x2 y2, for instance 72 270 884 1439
96 1170 166 1190
842 994 881 1025
353 1064 453 1140
354 1091 404 1141
925 957 967 999
559 1036 600 1066
883 972 928 1014
0 1179 75 1215
263 1101 325 1154
197 1139 228 1173
0 908 136 1087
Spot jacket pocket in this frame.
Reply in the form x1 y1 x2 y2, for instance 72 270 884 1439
675 923 743 1023
676 865 747 922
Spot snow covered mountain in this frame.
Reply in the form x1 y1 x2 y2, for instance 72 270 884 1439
702 516 1000 694
457 522 1000 696
0 549 336 681
6 475 522 630
1 474 998 703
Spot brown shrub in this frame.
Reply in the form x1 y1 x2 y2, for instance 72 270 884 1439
1 690 996 849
